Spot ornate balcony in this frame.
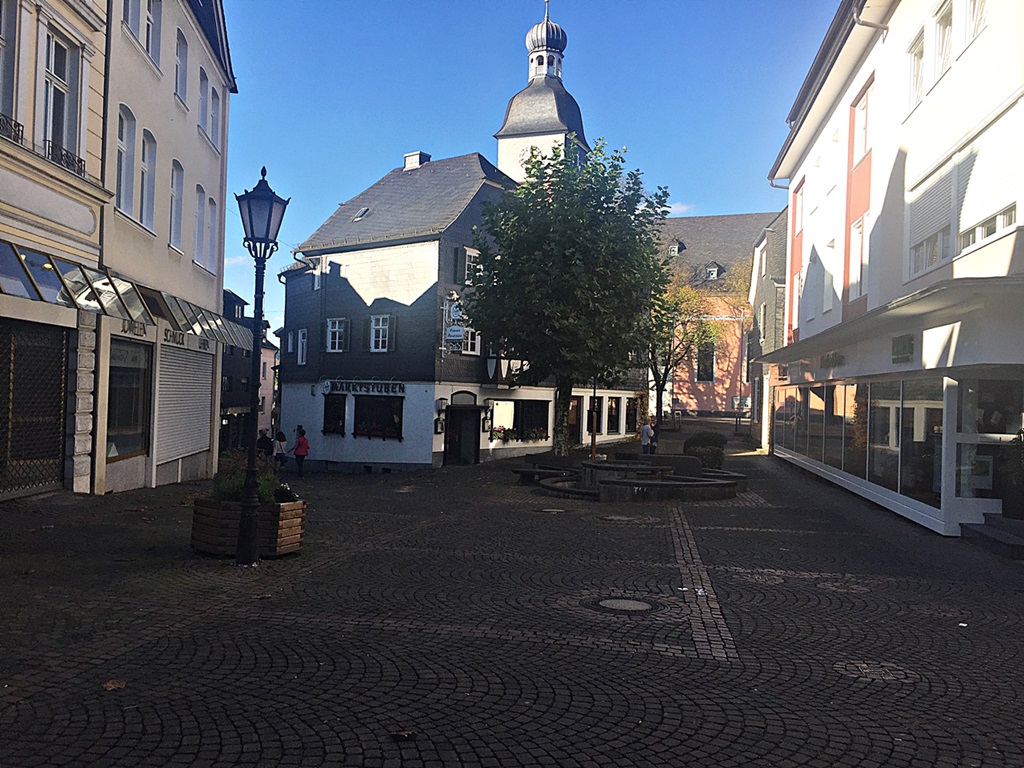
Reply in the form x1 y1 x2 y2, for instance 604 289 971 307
0 112 24 145
43 140 86 177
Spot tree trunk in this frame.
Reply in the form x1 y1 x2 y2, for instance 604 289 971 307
552 375 575 456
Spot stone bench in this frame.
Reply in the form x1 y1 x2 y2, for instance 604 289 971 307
511 467 571 486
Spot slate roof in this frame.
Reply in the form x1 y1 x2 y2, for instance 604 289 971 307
495 76 589 149
187 0 236 93
658 212 779 283
296 153 515 257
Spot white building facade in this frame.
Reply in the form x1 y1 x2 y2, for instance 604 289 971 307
765 0 1024 534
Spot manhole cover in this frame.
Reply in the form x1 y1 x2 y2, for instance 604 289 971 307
598 598 653 612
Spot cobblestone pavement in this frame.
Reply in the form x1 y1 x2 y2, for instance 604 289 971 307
2 432 1023 767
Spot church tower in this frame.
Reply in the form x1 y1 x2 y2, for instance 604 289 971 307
495 2 589 183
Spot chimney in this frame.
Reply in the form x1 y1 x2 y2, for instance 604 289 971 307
403 151 431 171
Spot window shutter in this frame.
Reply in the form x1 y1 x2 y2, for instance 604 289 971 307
344 318 352 352
387 314 397 352
361 318 370 352
957 112 1018 231
909 164 953 245
455 247 466 284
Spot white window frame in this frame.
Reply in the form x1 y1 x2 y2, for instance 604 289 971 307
43 30 74 151
139 129 156 229
370 315 389 353
933 1 952 78
326 318 346 352
115 105 136 213
169 159 183 248
848 214 869 300
852 88 870 163
143 0 160 62
206 197 218 272
464 247 480 284
210 88 220 147
910 225 952 277
198 67 208 132
463 328 480 355
193 184 205 267
908 31 924 110
967 0 986 42
959 204 1016 253
297 328 307 365
174 30 187 101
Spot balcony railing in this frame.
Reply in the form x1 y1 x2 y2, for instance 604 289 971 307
43 140 86 178
0 112 24 145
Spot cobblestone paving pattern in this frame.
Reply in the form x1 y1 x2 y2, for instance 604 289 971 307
1 438 1023 766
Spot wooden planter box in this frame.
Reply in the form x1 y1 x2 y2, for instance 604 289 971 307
191 498 306 557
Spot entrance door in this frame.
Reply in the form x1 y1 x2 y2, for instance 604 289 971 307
0 319 68 498
443 407 480 465
567 396 584 445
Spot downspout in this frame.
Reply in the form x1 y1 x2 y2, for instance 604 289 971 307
852 6 889 33
769 178 789 190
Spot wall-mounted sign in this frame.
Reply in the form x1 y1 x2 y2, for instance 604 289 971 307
322 380 406 395
445 326 465 342
891 334 914 364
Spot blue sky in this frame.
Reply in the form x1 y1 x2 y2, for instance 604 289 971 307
220 0 838 331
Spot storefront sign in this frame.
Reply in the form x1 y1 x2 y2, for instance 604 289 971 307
891 334 914 364
120 318 148 337
164 328 186 346
445 326 465 341
323 380 406 395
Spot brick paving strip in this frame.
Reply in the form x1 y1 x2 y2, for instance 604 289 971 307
668 507 738 663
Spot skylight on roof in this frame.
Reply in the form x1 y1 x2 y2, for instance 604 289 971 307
352 207 370 222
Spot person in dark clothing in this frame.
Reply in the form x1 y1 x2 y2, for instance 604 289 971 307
256 429 273 458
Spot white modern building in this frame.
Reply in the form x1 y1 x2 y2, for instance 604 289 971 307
764 0 1024 537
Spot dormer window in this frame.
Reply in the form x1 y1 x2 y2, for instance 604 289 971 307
352 206 369 222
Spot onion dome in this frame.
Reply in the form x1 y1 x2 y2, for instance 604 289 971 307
526 17 567 53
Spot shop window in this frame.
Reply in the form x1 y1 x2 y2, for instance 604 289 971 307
323 393 346 434
353 395 403 440
514 400 549 441
606 397 621 434
823 384 844 470
957 379 1023 435
107 339 151 461
586 396 603 434
625 397 638 433
868 381 901 492
845 384 869 479
899 379 943 508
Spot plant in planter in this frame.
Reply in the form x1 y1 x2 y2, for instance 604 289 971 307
527 426 549 442
491 426 518 443
192 451 306 557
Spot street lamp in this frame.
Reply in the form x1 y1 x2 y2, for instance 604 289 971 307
234 167 289 566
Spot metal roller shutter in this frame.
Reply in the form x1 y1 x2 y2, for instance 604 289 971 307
156 346 213 463
909 163 953 246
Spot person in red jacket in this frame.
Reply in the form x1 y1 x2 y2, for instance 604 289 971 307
290 427 309 479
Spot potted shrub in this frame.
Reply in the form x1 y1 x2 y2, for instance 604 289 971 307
191 451 306 557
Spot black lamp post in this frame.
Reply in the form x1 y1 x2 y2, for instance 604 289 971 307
234 167 289 566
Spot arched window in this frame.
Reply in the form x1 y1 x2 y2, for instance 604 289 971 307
174 30 187 99
139 129 156 229
198 67 208 131
210 88 220 146
547 55 554 66
169 160 183 248
194 184 205 266
206 197 217 271
116 105 136 213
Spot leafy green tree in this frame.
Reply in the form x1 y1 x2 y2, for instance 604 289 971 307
647 280 720 425
466 140 669 455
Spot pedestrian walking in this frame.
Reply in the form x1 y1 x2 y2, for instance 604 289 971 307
274 431 288 470
641 416 658 455
290 427 309 478
256 429 273 458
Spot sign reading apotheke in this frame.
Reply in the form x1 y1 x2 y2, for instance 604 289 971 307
322 380 406 395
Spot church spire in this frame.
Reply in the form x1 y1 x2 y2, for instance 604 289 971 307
525 1 567 81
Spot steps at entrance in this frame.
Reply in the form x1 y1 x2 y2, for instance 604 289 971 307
961 514 1024 560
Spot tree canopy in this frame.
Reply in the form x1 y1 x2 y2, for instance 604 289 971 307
465 140 668 454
